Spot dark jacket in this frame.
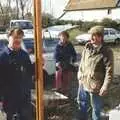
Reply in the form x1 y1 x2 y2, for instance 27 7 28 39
55 41 77 70
78 42 113 93
0 47 33 103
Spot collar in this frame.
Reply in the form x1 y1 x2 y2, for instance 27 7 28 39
85 42 103 54
8 45 14 51
5 46 13 55
59 41 70 46
5 46 21 55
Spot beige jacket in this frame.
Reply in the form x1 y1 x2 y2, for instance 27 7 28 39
78 42 114 93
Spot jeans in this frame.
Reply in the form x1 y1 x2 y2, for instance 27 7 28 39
77 85 102 120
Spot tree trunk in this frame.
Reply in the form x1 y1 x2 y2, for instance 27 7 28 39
16 0 19 19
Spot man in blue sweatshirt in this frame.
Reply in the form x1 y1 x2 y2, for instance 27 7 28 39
0 28 33 120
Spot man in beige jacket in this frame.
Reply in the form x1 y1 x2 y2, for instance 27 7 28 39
77 26 113 120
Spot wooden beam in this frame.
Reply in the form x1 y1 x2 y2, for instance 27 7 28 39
33 0 44 120
116 0 120 6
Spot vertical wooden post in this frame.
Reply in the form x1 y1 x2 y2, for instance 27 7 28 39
33 0 44 120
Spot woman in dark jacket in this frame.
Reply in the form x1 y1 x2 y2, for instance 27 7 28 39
54 31 77 95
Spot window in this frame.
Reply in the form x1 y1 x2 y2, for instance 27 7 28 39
110 30 115 35
23 38 34 53
11 22 33 29
104 30 109 35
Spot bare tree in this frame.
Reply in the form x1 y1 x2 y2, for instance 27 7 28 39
0 2 4 15
13 0 19 19
18 0 30 19
0 0 32 26
0 0 18 27
26 0 32 13
0 0 12 26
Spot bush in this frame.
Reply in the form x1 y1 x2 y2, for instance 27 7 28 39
101 18 118 29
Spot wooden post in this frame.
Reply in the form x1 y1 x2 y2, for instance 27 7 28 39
33 0 44 120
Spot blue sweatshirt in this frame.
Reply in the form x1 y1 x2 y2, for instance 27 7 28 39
54 41 77 64
0 47 33 101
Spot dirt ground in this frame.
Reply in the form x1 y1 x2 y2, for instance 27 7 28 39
45 44 120 120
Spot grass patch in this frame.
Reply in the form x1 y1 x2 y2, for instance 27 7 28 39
67 28 84 41
111 45 120 52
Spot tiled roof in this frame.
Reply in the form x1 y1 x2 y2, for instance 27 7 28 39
65 0 120 11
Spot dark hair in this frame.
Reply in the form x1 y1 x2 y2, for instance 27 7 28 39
8 27 24 37
58 31 69 38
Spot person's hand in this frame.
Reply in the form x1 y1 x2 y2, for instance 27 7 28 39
0 101 3 110
56 62 60 67
99 86 108 96
56 63 62 70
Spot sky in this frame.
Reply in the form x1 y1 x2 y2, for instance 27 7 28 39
42 0 120 21
42 0 68 17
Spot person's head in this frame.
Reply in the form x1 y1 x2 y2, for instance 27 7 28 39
58 31 69 44
88 26 104 46
8 28 24 50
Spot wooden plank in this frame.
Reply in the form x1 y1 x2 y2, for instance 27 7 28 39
33 0 44 120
